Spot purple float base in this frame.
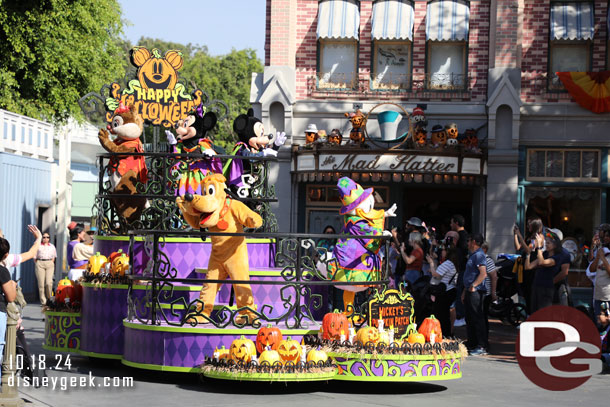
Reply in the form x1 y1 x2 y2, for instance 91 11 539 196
123 322 318 370
331 354 462 381
44 312 81 351
94 238 275 277
80 285 128 356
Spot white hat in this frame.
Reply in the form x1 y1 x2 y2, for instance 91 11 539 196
305 123 318 133
547 227 564 241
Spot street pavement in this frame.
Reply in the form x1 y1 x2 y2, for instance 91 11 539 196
11 305 608 407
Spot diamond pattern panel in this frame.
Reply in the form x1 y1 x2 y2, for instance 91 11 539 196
80 286 127 355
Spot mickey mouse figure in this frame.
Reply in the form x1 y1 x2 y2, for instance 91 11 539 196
165 103 224 196
223 109 286 195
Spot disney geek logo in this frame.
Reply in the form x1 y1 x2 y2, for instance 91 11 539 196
516 305 602 391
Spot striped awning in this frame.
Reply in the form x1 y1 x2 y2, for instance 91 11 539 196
550 2 594 40
371 0 415 41
317 0 360 40
426 0 470 41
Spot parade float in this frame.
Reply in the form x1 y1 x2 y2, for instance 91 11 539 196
44 46 465 383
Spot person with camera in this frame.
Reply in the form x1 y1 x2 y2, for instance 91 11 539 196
524 230 563 312
398 231 425 287
587 224 610 318
513 217 544 314
426 241 459 338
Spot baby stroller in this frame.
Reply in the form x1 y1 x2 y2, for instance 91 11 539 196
487 254 528 326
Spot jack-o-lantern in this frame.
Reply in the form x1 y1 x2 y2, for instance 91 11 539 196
418 315 443 342
111 253 130 276
328 129 343 145
445 123 458 139
345 109 367 144
430 125 447 146
56 285 75 305
229 336 256 363
131 47 183 91
460 128 478 149
407 332 425 344
215 346 230 360
322 310 349 341
414 128 427 147
277 337 301 364
259 348 282 366
87 252 108 275
108 249 125 264
255 325 283 354
305 132 318 144
356 326 380 345
306 347 328 363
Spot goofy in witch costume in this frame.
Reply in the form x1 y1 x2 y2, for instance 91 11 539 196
330 177 397 320
166 103 223 196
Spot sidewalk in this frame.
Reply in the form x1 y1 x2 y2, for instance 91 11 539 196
454 318 519 361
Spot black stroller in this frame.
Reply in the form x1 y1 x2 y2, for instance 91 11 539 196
487 255 528 326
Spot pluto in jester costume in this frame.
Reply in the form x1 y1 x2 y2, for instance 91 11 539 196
330 177 397 316
176 173 262 325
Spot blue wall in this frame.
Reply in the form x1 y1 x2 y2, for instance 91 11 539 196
0 153 53 296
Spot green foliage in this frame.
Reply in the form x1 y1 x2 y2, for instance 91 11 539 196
0 0 125 123
132 38 263 150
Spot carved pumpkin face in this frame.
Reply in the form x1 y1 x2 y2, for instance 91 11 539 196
345 110 367 129
414 129 427 146
305 132 318 144
277 337 301 364
87 252 108 275
132 47 184 91
356 326 380 345
349 130 366 144
255 325 283 354
328 130 343 145
306 347 328 363
111 254 130 276
431 129 447 146
322 311 349 341
229 336 256 362
445 123 458 139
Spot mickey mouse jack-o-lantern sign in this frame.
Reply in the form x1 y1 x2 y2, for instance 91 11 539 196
104 47 204 127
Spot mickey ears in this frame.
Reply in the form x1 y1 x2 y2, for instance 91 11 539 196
233 114 248 134
247 108 254 118
202 112 217 131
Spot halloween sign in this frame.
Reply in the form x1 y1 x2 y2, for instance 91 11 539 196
104 47 203 127
368 288 414 339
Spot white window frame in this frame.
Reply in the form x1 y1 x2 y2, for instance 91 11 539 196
317 39 358 89
526 149 600 182
426 41 467 90
371 40 412 90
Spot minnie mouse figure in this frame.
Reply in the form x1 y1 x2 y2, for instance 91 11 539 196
223 109 286 196
165 103 224 196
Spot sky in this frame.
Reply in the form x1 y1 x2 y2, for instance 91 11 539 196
119 0 266 59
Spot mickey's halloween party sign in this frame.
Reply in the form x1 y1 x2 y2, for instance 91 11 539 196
104 47 202 127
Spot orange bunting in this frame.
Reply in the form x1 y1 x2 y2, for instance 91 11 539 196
556 71 610 114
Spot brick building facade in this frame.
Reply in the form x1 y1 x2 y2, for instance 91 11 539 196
254 0 610 271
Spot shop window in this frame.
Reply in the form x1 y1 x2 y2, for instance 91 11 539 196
425 0 470 90
548 2 594 90
306 184 389 207
525 187 600 271
372 41 412 89
527 149 600 181
318 40 358 89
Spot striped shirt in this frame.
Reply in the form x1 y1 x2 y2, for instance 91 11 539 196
36 243 57 261
431 260 458 291
484 255 496 296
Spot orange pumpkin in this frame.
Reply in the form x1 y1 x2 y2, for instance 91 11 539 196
87 252 108 275
111 253 130 276
277 337 301 364
164 50 184 71
131 47 151 67
108 249 125 264
418 315 443 342
56 285 75 305
214 345 230 361
445 123 458 139
133 48 183 91
255 325 283 354
414 128 427 146
322 310 349 341
229 336 256 363
328 129 343 145
57 278 73 291
430 125 447 146
356 326 380 345
407 332 425 344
